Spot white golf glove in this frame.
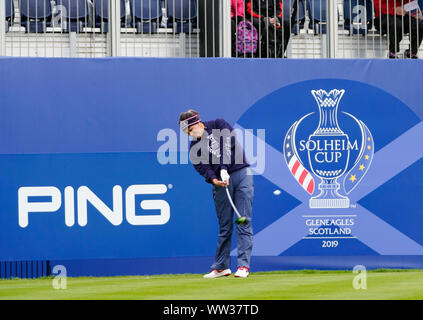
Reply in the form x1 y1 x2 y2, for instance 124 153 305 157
220 169 230 184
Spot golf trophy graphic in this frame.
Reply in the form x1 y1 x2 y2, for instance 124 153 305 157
284 89 374 209
308 89 350 208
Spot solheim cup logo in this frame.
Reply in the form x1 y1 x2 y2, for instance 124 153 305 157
284 89 374 209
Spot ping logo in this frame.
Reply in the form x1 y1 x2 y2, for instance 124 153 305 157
18 184 170 227
283 89 374 209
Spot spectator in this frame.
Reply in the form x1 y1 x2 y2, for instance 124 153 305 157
246 0 291 58
232 0 245 20
373 0 423 59
231 0 246 56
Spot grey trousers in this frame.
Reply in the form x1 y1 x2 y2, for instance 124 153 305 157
211 167 254 270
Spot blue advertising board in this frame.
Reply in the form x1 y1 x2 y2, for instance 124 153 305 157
0 58 422 276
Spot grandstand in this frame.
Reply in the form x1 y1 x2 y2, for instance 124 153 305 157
2 0 201 57
1 0 422 58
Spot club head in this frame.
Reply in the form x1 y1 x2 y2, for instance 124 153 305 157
235 217 248 226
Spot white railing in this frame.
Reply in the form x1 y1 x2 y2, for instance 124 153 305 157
0 0 422 59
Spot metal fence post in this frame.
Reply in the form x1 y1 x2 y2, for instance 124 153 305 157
0 0 6 56
221 0 231 57
108 0 121 56
327 0 337 58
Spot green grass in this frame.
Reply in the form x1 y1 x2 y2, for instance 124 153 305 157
1 269 423 300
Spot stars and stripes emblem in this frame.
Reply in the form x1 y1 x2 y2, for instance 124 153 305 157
283 122 315 195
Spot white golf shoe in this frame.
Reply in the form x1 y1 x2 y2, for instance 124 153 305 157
234 267 250 278
203 269 231 279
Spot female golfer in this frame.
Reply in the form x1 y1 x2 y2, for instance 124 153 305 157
179 110 254 278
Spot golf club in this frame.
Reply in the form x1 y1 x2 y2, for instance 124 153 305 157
224 185 248 225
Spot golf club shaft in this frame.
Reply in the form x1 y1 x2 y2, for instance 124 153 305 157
225 186 242 219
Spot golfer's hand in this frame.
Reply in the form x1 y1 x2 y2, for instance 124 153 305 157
220 169 230 186
212 178 227 188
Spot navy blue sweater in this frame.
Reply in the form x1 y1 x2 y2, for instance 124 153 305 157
189 119 250 183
